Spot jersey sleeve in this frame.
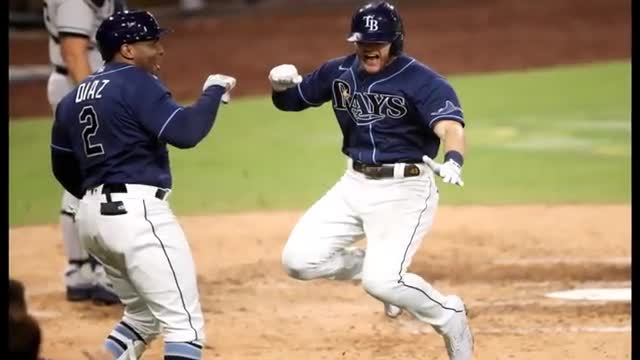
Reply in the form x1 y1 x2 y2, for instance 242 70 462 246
51 104 84 198
272 57 346 111
415 77 465 129
56 0 96 37
128 73 185 139
296 58 343 106
51 105 74 153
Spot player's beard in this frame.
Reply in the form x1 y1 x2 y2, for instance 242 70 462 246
152 62 161 76
358 53 395 74
355 43 393 75
361 55 383 74
141 57 162 76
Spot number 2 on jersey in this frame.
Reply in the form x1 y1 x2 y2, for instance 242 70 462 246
79 106 105 157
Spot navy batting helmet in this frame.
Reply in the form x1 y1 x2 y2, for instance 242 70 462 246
96 10 169 61
347 1 404 55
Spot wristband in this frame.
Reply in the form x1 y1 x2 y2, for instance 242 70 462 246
444 150 464 167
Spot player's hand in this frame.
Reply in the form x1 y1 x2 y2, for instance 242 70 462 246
269 64 303 92
203 74 237 104
422 155 464 187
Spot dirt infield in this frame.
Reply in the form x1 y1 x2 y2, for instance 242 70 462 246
9 205 631 359
8 0 630 118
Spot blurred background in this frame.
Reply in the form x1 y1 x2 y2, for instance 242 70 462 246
9 0 630 118
8 0 630 225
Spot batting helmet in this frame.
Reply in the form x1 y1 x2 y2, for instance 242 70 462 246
96 10 169 61
347 1 404 56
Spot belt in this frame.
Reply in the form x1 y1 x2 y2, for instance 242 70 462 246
54 65 68 75
352 160 422 179
101 183 169 201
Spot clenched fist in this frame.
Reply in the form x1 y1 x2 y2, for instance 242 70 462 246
269 64 303 92
203 74 237 103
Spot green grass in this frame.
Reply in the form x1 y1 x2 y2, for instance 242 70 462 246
10 60 630 226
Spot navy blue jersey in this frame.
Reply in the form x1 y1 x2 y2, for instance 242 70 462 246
273 54 465 165
51 62 226 195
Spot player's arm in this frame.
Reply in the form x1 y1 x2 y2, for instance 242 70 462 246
433 120 466 166
135 74 236 149
51 151 84 199
417 77 466 186
60 34 92 84
50 109 84 198
56 0 97 84
270 58 342 111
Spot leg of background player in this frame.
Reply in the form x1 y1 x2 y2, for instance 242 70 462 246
61 190 119 304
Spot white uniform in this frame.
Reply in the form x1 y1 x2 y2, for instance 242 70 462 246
77 185 204 344
282 160 465 326
270 28 474 356
44 0 121 304
44 0 116 107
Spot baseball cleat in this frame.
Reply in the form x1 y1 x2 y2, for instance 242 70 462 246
66 286 94 302
384 303 403 318
435 296 474 360
65 262 96 302
65 261 121 305
91 264 121 305
91 284 120 305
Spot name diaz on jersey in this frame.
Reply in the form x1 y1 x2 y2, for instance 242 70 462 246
75 79 110 103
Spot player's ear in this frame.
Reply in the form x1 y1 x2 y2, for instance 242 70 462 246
119 43 135 61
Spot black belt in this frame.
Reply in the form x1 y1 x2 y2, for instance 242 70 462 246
101 183 169 201
352 160 421 179
54 65 68 75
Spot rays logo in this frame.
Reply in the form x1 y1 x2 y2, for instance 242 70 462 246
364 15 379 31
332 79 408 125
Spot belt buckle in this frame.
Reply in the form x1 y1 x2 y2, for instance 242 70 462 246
363 166 384 179
406 164 421 177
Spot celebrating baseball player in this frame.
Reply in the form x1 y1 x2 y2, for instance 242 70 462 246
43 0 127 305
269 1 473 359
50 10 236 359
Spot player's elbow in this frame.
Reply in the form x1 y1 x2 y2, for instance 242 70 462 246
271 92 305 112
271 96 289 111
161 111 212 149
165 128 209 149
51 153 83 198
169 138 201 149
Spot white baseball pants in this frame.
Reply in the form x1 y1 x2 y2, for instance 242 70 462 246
76 184 205 344
282 160 466 327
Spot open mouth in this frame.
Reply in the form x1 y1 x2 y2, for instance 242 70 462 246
363 53 380 65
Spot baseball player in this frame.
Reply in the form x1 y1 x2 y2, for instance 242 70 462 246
269 1 473 359
43 0 126 305
50 9 236 359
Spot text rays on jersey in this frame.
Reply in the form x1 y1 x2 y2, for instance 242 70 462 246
332 79 407 125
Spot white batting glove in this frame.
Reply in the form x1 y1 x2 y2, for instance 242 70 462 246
422 155 464 187
269 64 303 92
202 74 237 104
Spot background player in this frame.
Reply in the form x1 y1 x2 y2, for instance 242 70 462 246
268 1 473 359
50 9 236 359
43 0 126 304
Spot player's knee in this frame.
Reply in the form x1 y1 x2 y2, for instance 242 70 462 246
163 325 206 344
162 309 205 344
120 317 161 344
281 247 314 281
361 276 397 303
